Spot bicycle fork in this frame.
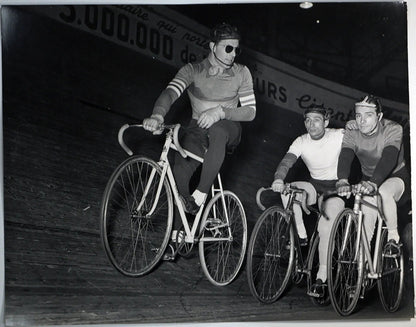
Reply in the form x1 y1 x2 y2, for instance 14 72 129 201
208 174 233 239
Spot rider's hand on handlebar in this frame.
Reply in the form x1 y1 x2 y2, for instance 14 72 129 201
354 180 377 195
197 105 225 129
143 114 164 135
271 179 285 193
336 179 351 198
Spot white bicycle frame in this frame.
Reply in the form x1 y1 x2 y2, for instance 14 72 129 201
118 123 233 244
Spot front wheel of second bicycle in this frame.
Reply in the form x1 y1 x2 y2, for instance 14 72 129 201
327 208 364 316
246 206 295 303
198 190 247 286
100 156 173 277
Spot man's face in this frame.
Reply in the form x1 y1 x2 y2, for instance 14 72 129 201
355 105 380 134
212 39 240 67
304 112 327 140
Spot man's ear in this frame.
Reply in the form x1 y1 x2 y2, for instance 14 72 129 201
209 42 215 52
378 112 383 121
324 119 329 128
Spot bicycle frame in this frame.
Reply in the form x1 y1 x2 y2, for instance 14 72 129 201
120 124 232 244
342 192 386 279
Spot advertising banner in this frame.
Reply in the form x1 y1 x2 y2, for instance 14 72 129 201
28 4 409 127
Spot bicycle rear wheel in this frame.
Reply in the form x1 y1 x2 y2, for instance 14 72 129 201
377 228 404 312
100 156 173 276
246 206 295 303
327 208 364 316
307 235 330 306
198 190 247 286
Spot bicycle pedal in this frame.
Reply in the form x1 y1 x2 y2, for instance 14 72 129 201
307 291 321 298
162 244 176 261
162 254 175 261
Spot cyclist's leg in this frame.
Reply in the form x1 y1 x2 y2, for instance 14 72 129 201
173 120 208 198
361 195 378 243
317 196 345 282
378 177 405 243
195 120 242 199
281 181 317 241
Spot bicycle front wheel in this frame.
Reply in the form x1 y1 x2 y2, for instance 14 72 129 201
246 206 295 303
377 228 404 312
327 208 364 316
198 190 247 286
100 156 173 277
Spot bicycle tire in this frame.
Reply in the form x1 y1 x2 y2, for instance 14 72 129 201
246 206 295 303
307 235 330 306
377 228 404 312
198 190 247 286
327 208 364 316
100 156 173 276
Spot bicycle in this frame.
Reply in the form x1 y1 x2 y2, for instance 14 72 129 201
246 184 330 305
327 186 404 316
100 123 247 286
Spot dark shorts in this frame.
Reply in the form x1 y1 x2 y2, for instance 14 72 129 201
309 178 337 195
391 166 411 207
363 165 411 207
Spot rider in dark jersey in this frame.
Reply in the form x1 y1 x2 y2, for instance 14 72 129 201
336 95 410 250
143 23 256 215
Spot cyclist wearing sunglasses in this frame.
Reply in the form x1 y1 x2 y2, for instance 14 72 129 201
143 22 256 216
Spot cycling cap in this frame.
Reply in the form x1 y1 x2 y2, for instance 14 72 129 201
210 23 241 43
303 104 330 119
355 95 382 113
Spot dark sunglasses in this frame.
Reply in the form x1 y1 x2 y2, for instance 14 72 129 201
222 44 242 55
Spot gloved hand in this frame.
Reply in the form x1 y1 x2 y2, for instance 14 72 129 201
354 180 377 195
345 120 358 130
143 114 164 134
336 179 351 198
271 179 285 193
197 105 225 129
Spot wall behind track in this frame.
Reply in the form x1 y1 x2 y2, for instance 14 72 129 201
3 6 309 236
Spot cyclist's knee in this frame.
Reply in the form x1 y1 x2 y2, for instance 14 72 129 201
379 179 403 202
322 197 344 219
208 125 229 144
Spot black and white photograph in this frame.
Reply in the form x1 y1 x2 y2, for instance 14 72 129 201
1 1 415 326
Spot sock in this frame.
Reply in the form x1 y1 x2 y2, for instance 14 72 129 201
192 189 207 206
388 229 400 243
297 223 307 239
316 265 327 283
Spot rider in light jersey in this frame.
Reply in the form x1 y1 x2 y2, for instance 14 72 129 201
272 104 345 297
